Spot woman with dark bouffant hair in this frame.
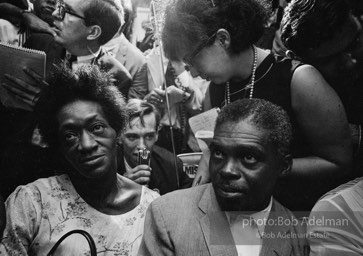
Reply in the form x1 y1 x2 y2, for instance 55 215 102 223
162 0 352 211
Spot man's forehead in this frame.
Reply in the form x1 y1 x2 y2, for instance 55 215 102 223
212 132 267 144
214 130 265 138
213 120 271 147
64 0 86 10
214 120 268 136
125 115 157 131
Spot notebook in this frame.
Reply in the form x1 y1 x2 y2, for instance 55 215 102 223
0 42 46 111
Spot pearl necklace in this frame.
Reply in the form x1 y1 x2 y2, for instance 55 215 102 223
225 45 258 105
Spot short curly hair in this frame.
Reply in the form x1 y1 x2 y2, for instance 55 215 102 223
215 98 292 156
162 0 270 60
35 64 126 149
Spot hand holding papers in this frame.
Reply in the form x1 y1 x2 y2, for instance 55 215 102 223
0 42 46 111
189 108 219 186
189 107 219 151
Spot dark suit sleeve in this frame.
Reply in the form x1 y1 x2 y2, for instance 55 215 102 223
113 76 131 99
96 50 132 99
138 200 174 256
128 62 148 99
0 2 27 25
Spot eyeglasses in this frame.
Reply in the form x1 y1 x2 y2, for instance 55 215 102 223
56 1 86 21
183 32 217 67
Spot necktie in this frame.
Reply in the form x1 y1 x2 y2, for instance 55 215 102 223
65 52 77 68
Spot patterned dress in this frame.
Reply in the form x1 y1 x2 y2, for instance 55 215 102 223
0 174 159 256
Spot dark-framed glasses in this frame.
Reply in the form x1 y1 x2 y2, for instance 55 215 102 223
183 32 217 67
56 1 86 21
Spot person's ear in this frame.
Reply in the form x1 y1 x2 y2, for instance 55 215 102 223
279 154 292 177
215 29 231 49
155 125 160 142
86 25 102 41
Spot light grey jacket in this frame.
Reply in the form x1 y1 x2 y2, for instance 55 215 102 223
138 184 308 256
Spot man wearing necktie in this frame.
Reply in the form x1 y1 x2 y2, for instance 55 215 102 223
4 0 132 108
138 99 308 256
51 0 132 98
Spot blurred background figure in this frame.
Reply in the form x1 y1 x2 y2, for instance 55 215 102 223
280 0 363 176
103 0 149 100
120 0 135 41
143 0 209 154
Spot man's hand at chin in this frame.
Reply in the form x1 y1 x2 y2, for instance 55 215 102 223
124 165 152 186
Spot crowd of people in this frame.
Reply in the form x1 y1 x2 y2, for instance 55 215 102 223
0 0 362 255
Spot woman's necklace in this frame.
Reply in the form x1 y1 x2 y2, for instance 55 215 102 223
225 45 258 105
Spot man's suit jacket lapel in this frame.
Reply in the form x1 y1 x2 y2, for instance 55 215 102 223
260 200 293 256
198 184 238 256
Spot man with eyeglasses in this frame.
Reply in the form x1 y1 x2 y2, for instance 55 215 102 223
51 0 130 86
45 0 150 101
52 0 120 62
24 0 146 100
4 0 132 103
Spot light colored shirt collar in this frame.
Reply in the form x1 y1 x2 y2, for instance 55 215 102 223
103 32 123 55
225 197 273 256
225 197 273 236
76 48 101 64
69 48 101 71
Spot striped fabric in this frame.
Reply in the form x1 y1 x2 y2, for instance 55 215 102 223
0 0 32 46
308 177 363 256
0 19 28 46
17 29 29 47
